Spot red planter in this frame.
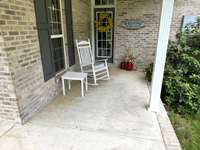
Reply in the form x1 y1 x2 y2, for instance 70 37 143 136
120 61 134 71
126 62 134 71
120 62 127 70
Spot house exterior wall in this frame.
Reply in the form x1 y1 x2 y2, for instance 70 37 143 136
0 0 91 123
114 0 200 69
114 0 161 69
0 0 61 124
0 31 20 122
170 0 200 39
72 0 91 41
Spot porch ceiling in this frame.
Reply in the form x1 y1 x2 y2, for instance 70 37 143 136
0 68 166 150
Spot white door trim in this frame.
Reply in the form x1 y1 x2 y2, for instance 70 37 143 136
91 0 116 62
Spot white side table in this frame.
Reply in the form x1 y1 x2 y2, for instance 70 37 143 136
61 72 88 97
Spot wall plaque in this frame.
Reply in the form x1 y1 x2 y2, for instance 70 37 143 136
121 20 145 30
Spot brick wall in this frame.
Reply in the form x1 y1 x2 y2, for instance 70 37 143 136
114 0 161 69
0 30 20 122
170 0 200 39
72 0 91 41
114 0 200 69
0 0 91 123
0 0 62 123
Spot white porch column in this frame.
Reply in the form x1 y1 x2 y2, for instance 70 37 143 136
149 0 175 112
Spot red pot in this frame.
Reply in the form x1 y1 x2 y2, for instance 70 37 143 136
126 62 134 71
120 62 127 70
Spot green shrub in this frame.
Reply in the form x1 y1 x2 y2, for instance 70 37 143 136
145 31 200 115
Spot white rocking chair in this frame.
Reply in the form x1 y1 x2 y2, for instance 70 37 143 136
76 39 110 85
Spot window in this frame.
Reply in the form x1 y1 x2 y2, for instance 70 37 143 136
95 0 114 5
34 0 65 81
48 0 62 35
52 38 65 72
48 0 65 73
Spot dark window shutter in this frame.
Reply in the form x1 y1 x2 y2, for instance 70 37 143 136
34 0 55 81
65 0 75 66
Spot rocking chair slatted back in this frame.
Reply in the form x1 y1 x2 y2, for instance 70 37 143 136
76 40 94 67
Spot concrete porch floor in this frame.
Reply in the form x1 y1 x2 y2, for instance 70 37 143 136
0 68 166 150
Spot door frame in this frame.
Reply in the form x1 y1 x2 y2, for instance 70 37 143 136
94 8 115 63
91 0 116 63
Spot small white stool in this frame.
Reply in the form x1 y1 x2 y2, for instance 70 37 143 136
61 72 88 97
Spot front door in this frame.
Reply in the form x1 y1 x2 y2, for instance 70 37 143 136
94 8 115 63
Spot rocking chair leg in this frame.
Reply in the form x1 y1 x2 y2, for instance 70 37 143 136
93 70 97 85
105 63 110 80
107 69 110 80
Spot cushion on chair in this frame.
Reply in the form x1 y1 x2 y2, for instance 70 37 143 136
94 62 105 70
83 62 106 73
